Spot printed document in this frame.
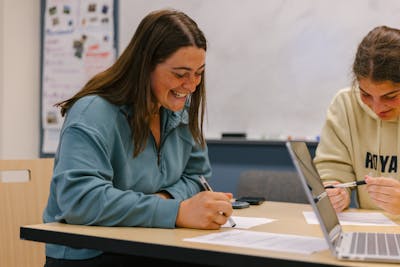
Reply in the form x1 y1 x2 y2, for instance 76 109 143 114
303 211 397 226
184 229 327 255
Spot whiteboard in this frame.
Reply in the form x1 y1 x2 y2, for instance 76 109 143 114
119 0 400 140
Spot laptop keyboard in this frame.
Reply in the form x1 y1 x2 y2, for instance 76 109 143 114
350 232 400 256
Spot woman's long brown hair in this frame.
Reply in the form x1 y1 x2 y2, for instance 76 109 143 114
56 9 207 157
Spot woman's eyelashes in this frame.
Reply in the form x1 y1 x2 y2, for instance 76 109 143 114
173 71 204 79
360 89 400 102
383 93 400 100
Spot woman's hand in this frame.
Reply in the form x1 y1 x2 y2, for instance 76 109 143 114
365 175 400 215
175 191 233 229
323 181 350 213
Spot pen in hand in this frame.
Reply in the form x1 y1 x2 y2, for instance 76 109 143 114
199 176 236 228
324 180 367 189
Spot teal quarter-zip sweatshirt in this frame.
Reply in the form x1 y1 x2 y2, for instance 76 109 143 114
43 95 212 259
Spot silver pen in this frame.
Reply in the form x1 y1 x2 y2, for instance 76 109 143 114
199 176 236 227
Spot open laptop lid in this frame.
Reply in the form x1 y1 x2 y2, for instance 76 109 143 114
286 141 343 254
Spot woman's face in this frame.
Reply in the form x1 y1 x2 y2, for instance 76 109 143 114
358 78 400 120
150 46 206 112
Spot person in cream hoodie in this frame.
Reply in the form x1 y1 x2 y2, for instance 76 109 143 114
314 25 400 215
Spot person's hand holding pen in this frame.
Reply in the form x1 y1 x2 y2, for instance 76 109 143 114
199 176 236 227
323 177 369 213
364 174 400 215
175 176 235 229
323 180 351 213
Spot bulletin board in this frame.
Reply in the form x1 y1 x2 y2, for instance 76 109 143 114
40 0 118 157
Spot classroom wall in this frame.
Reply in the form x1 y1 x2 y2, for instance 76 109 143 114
2 1 400 159
0 0 40 159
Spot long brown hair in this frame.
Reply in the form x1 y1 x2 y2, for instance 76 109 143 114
353 25 400 84
56 9 207 157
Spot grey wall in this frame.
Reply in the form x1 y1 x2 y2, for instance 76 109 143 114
119 0 400 140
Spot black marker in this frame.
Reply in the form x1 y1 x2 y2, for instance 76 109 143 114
313 191 328 203
324 180 367 189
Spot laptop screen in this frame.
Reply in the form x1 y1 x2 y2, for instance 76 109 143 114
286 141 341 244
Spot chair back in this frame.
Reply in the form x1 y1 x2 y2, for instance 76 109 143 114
0 158 54 267
236 169 308 204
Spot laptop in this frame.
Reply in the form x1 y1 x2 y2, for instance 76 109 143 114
286 140 400 263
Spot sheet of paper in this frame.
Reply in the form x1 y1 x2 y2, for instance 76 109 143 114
184 229 328 255
303 211 398 226
222 216 275 229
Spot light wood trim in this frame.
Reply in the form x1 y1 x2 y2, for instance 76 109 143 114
0 158 54 267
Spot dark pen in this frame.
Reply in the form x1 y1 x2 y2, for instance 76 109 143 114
324 180 367 189
199 176 236 227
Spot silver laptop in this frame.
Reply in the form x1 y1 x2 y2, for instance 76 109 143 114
286 140 400 263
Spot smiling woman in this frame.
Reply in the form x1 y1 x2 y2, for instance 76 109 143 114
42 8 234 267
149 46 205 149
314 25 400 216
150 46 206 113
